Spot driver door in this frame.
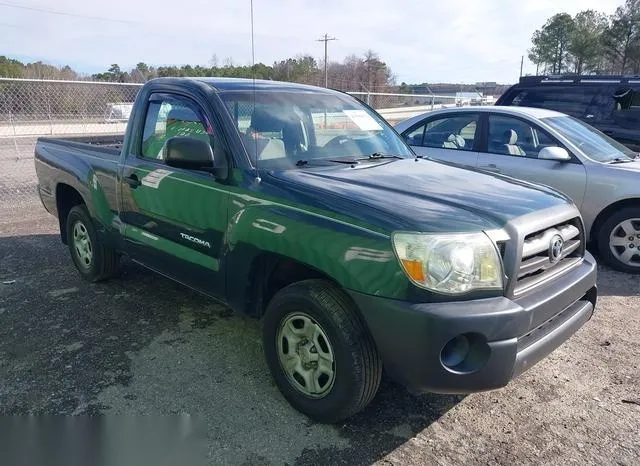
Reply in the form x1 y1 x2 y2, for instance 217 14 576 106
119 92 229 298
477 114 587 207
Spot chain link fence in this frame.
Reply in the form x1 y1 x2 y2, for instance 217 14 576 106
348 92 459 125
0 78 468 220
0 78 141 216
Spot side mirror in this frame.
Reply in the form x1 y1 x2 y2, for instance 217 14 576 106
538 146 571 162
165 137 214 171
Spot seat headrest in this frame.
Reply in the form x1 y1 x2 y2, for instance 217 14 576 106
447 133 465 148
503 129 518 145
250 107 285 133
167 107 200 123
166 107 207 138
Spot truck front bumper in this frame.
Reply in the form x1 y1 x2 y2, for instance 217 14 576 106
349 252 597 394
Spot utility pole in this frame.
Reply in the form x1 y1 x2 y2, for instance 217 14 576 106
520 55 524 77
316 33 337 87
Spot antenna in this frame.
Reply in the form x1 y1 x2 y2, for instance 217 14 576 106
250 0 260 183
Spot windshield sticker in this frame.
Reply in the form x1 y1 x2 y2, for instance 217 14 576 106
141 168 172 189
343 110 383 131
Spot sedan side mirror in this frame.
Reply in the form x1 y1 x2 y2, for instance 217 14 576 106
538 146 571 162
165 137 215 171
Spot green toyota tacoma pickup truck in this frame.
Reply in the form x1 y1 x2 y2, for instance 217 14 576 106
35 78 598 422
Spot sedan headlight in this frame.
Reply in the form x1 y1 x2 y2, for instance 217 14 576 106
392 232 504 294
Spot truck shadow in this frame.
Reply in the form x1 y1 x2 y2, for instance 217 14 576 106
300 382 464 465
0 232 460 464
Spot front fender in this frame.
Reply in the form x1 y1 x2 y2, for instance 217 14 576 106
223 201 410 307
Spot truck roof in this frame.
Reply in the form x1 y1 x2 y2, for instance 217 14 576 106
150 77 334 93
519 74 640 85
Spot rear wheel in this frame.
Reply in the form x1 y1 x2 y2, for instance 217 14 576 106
597 207 640 274
262 279 381 423
66 205 119 282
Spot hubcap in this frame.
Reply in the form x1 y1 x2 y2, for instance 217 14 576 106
276 313 335 398
72 221 93 268
609 218 640 267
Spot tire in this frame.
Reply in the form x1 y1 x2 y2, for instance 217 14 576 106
262 279 382 423
66 205 119 282
596 207 640 274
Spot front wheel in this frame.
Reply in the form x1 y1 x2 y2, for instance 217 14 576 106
262 279 382 423
597 207 640 274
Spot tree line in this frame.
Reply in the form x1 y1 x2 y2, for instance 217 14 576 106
0 51 395 93
88 51 395 93
529 0 640 75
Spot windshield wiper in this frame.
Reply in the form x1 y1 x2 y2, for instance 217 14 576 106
360 152 403 161
295 153 403 168
326 158 360 165
606 157 635 164
295 158 358 167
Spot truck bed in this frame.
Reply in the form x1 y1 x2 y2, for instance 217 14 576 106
34 133 123 217
37 134 124 158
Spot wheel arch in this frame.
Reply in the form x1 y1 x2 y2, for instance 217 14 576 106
56 183 86 244
243 252 341 318
590 197 640 246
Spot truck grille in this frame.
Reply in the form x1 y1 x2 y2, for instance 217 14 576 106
514 218 584 295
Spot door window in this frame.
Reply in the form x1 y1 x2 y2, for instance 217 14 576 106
612 87 640 130
505 87 600 118
488 115 559 158
403 124 425 146
141 97 212 161
421 114 478 151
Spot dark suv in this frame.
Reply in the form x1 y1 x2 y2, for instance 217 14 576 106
496 75 640 151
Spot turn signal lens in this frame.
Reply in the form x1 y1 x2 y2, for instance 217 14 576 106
400 259 426 282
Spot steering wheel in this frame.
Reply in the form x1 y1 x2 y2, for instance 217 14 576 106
323 135 358 153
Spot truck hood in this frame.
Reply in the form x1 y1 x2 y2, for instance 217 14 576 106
267 159 570 233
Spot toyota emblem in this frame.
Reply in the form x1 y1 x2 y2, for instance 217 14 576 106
549 234 564 263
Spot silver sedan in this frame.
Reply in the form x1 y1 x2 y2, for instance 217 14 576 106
395 106 640 273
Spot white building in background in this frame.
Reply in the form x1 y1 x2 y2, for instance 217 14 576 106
455 92 496 106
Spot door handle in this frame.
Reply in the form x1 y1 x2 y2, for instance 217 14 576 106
124 174 141 188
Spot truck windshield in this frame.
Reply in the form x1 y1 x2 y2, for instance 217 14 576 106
543 115 636 163
220 90 413 167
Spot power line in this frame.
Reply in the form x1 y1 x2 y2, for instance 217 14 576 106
0 1 143 24
316 33 337 88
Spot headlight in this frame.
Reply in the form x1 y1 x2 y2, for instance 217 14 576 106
392 232 504 294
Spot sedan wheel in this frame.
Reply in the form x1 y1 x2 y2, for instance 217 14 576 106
608 218 640 268
598 207 640 274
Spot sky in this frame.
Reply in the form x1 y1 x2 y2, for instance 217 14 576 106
0 0 624 85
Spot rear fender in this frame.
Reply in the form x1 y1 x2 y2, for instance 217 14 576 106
36 140 118 243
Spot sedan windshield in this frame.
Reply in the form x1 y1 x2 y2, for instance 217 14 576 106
220 90 413 168
543 115 636 163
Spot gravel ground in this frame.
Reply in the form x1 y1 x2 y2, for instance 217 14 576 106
1 202 639 465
